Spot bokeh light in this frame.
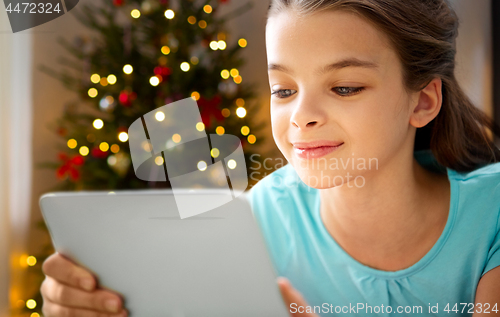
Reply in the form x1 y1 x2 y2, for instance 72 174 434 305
67 139 77 149
123 64 133 74
118 132 129 142
79 146 89 156
165 9 175 19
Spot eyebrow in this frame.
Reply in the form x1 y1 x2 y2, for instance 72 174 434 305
268 58 379 76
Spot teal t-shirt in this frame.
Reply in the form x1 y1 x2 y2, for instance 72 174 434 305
246 150 500 316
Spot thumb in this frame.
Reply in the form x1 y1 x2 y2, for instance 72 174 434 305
277 277 311 316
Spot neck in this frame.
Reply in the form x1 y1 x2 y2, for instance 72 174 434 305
319 150 450 263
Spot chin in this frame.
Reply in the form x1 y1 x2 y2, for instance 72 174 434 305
293 166 345 189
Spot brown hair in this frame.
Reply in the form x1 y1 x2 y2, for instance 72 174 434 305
267 0 500 172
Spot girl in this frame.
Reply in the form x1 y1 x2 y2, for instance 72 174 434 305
41 0 500 316
254 0 500 316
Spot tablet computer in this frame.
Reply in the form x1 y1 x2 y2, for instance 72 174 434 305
39 189 289 317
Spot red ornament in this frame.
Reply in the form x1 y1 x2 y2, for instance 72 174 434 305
197 94 224 127
161 66 171 76
56 153 85 181
119 90 136 107
91 147 108 159
113 0 124 6
219 0 230 3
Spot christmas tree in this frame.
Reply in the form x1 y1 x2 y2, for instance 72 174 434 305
16 0 265 315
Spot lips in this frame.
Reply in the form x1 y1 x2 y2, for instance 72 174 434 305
292 140 344 159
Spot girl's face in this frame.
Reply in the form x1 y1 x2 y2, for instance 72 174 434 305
266 9 417 189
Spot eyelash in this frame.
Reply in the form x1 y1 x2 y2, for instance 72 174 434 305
271 87 365 99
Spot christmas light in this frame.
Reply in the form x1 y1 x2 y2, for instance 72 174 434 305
210 41 219 50
221 108 230 117
172 133 181 143
248 134 256 144
155 157 164 166
131 9 141 18
197 160 207 171
107 155 117 166
230 69 239 77
203 5 212 13
236 98 245 107
100 77 108 86
191 91 200 100
220 69 230 79
107 74 117 85
110 144 120 153
161 46 170 55
79 146 89 156
216 126 225 135
150 76 160 86
93 119 104 129
241 126 250 136
165 9 175 19
155 111 165 122
27 256 37 266
238 38 248 48
218 40 227 50
123 64 133 74
26 299 36 309
67 139 77 149
158 56 168 65
30 313 40 317
118 132 129 142
234 75 243 84
190 56 199 65
217 32 226 41
180 62 190 72
227 159 237 169
236 107 247 118
188 16 197 24
196 122 205 131
88 88 98 98
19 254 28 267
90 74 100 83
99 142 109 152
211 148 220 158
198 20 207 29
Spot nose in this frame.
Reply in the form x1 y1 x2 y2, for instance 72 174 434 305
290 100 326 130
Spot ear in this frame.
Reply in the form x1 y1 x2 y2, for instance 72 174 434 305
409 77 443 128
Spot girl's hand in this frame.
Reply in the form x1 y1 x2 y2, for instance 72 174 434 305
41 253 127 317
278 277 320 317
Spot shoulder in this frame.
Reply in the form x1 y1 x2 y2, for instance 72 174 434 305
448 161 500 197
447 162 500 240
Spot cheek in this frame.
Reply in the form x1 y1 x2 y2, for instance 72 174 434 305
349 92 410 156
270 106 290 146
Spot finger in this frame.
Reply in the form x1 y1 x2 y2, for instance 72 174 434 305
278 277 311 316
43 253 96 291
42 298 128 317
41 276 124 314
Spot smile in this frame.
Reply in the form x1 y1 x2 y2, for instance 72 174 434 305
292 142 344 159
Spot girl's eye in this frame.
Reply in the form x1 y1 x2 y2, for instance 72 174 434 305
333 87 365 96
271 89 296 99
271 87 364 99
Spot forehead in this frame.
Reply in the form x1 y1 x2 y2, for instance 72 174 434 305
265 9 396 74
